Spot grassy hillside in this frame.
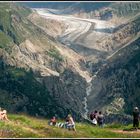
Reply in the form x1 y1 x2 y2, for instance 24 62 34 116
0 3 31 33
0 114 139 138
0 3 32 52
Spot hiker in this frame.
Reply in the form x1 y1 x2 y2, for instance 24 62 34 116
133 107 140 130
49 116 57 126
91 110 98 125
63 115 70 128
90 111 94 120
0 109 9 121
97 111 104 127
66 114 76 131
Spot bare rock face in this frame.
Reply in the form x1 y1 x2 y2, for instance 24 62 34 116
0 3 92 120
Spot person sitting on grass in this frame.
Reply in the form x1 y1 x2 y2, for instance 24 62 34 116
62 115 70 129
49 116 57 126
66 114 76 131
0 109 9 121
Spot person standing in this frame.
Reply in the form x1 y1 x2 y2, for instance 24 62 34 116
91 110 98 125
97 111 104 127
133 107 140 130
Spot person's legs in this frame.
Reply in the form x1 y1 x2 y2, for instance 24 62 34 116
133 119 136 128
72 125 76 131
67 124 73 130
100 122 103 128
67 124 76 131
136 119 139 129
137 121 139 128
49 122 53 126
5 114 9 121
99 122 102 128
133 119 138 130
67 124 71 130
1 114 5 120
53 122 56 126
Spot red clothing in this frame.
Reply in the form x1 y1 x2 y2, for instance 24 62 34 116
51 118 56 123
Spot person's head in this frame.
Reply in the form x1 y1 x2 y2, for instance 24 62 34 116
134 107 139 111
99 111 102 114
3 110 7 114
94 110 98 113
53 116 56 119
68 114 71 117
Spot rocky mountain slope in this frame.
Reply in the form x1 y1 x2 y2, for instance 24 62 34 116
0 3 91 120
0 2 140 122
88 36 140 114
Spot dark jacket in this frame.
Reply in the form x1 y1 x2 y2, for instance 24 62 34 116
133 110 139 120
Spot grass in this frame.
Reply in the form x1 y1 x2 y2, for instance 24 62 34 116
47 48 64 61
0 2 32 51
0 114 140 138
0 31 14 52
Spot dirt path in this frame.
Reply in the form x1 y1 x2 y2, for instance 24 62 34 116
110 129 140 136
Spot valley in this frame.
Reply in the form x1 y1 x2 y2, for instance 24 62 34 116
30 6 140 121
0 2 140 126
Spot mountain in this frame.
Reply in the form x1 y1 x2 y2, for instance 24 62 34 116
87 36 140 115
86 10 140 119
0 2 91 120
59 2 111 14
20 2 140 20
0 2 140 123
18 2 76 9
58 2 140 20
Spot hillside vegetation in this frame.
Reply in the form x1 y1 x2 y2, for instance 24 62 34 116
0 2 91 121
0 114 140 138
0 2 140 126
0 3 31 49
